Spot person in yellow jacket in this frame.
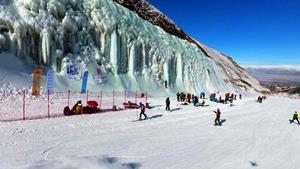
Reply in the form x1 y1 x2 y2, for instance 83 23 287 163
290 111 300 124
75 102 84 114
71 100 84 114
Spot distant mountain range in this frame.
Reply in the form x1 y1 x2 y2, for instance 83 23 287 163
244 65 300 89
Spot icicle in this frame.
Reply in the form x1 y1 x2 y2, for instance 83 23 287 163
110 30 120 75
128 41 136 76
9 33 17 57
100 32 105 54
164 60 170 87
42 29 51 65
176 55 184 84
17 35 22 59
142 43 146 68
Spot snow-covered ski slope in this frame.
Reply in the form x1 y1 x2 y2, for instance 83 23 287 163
1 96 299 169
0 0 267 94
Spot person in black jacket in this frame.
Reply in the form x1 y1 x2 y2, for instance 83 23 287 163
139 102 147 120
176 92 180 102
166 97 171 111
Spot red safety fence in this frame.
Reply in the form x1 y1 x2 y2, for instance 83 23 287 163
0 90 147 122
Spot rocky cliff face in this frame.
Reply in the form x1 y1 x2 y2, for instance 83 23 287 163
0 0 267 94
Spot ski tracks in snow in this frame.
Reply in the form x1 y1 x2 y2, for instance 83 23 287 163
41 141 65 161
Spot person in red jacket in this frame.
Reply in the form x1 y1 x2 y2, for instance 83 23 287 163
213 108 221 126
187 93 191 103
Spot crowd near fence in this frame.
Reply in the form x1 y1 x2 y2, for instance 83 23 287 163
0 90 147 122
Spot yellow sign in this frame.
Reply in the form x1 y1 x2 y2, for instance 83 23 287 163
32 67 43 96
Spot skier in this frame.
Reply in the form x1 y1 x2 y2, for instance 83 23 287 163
213 108 222 126
139 102 147 120
290 111 300 124
166 97 171 111
239 94 242 100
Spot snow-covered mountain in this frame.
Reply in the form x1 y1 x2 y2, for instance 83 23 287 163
0 0 267 94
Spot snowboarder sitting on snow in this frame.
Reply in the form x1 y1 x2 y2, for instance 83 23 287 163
71 100 83 114
213 108 222 126
63 106 72 116
71 100 80 114
127 101 133 108
219 96 225 104
290 111 300 124
200 100 205 106
193 96 199 106
139 102 147 120
166 97 171 111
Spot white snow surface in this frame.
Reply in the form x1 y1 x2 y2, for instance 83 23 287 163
1 95 300 169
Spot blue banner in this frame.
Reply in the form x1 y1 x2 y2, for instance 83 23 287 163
46 69 54 95
81 71 89 93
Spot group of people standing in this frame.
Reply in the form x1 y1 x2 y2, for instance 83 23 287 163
176 92 206 106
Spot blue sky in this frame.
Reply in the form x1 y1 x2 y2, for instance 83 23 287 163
148 0 300 65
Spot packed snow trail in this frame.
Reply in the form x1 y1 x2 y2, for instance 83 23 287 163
0 96 299 169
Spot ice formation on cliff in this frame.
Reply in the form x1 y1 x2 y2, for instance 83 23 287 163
0 0 266 94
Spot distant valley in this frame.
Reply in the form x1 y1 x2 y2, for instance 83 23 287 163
244 66 300 93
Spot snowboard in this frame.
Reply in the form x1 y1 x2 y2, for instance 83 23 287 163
132 114 163 122
132 118 148 122
214 119 226 126
289 120 300 125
